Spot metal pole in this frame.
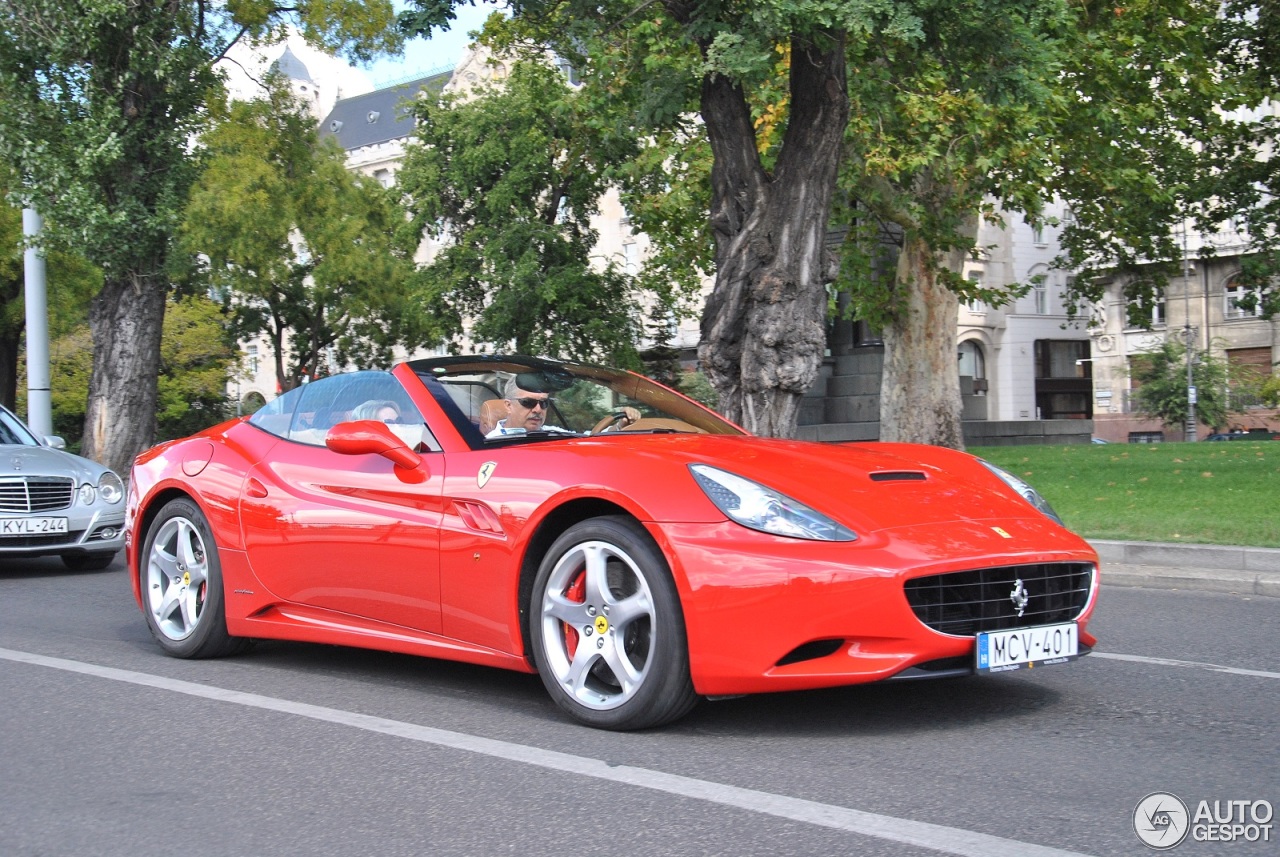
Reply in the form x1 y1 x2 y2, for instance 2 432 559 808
1182 224 1197 442
22 208 53 439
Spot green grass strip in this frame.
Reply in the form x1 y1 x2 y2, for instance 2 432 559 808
970 441 1280 548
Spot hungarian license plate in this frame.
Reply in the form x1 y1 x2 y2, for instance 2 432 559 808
0 517 69 536
976 622 1079 672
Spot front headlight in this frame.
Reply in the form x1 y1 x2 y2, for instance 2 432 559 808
979 461 1063 525
689 464 857 541
98 472 125 505
77 483 96 506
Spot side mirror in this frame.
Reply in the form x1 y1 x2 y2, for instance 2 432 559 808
326 420 426 476
45 435 66 450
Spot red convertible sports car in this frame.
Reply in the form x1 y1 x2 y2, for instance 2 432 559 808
127 355 1099 729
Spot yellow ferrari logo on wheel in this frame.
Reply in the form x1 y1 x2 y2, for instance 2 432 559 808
594 616 609 635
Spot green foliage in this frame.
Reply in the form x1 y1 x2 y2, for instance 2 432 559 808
45 326 93 451
0 0 402 472
1129 339 1230 432
677 370 719 411
398 58 656 366
24 295 235 449
155 295 237 441
835 0 1067 328
1053 1 1278 320
182 79 416 391
1260 374 1280 409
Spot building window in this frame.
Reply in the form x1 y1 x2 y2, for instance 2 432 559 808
1034 340 1092 419
964 272 985 313
1035 340 1090 378
1224 277 1265 320
622 242 639 274
1033 279 1048 314
246 344 260 376
958 340 987 393
1125 291 1166 329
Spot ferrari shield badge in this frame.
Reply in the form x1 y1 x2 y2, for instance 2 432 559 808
477 461 497 488
991 526 1013 539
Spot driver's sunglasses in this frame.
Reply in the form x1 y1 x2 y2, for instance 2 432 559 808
515 397 552 410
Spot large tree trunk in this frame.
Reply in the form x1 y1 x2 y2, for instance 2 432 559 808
82 270 166 476
878 231 967 449
697 33 848 437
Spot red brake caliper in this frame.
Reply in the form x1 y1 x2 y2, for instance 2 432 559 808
563 571 586 657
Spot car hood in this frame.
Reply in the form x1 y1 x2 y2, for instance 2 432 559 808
0 445 111 484
574 434 1070 536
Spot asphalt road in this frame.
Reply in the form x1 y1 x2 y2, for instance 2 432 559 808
1 554 1276 857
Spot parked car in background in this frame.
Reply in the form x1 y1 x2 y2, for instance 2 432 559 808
1204 430 1279 441
0 405 125 570
127 355 1100 730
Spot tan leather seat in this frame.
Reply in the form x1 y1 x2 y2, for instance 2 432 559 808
479 399 507 435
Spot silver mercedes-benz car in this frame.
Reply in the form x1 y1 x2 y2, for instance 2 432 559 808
0 404 125 570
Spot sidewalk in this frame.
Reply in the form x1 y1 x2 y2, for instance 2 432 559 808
1090 540 1280 598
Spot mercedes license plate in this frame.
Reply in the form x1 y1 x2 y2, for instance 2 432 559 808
0 517 69 536
977 622 1078 672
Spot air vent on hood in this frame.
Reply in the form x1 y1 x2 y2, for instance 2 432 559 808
869 471 927 482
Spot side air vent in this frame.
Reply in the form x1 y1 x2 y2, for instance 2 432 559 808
776 638 845 667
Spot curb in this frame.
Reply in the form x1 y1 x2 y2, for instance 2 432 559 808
1089 540 1280 599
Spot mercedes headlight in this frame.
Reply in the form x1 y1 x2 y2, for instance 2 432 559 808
980 461 1063 525
98 471 125 505
689 464 856 542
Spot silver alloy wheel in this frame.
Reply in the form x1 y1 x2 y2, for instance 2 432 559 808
146 515 210 641
539 539 656 710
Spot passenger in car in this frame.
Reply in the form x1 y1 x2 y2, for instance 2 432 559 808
352 400 401 423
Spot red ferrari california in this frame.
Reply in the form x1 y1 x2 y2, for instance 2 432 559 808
127 355 1099 729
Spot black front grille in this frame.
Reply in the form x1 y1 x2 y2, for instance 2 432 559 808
0 530 83 548
0 477 75 513
904 562 1093 636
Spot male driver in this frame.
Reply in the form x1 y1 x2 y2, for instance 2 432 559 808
487 377 638 437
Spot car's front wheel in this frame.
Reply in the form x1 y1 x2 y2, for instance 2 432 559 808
141 498 248 658
530 516 697 730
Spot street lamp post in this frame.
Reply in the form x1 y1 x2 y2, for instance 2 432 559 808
1182 224 1197 442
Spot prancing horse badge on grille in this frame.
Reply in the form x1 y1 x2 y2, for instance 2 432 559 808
1010 578 1029 617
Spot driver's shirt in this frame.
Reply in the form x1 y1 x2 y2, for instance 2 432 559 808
485 419 578 439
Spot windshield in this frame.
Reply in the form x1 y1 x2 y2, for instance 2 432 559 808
0 407 41 446
408 356 744 446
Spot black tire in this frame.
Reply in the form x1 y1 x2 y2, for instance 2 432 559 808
530 516 698 730
61 551 116 571
140 498 249 658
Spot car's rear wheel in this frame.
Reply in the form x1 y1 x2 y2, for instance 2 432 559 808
61 551 116 571
530 516 697 730
141 498 248 658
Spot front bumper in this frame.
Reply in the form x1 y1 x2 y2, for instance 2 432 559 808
0 507 126 559
649 519 1100 697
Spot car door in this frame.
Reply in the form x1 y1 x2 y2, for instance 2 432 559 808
239 373 446 634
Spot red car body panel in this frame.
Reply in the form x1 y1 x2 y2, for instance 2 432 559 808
128 359 1099 700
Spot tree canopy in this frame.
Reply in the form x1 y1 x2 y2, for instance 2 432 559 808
182 79 416 393
0 0 400 474
396 57 650 366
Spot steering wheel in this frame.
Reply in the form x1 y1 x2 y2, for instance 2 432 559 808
591 412 627 434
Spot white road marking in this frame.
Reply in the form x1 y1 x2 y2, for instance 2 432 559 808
1090 651 1280 680
0 646 1093 857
